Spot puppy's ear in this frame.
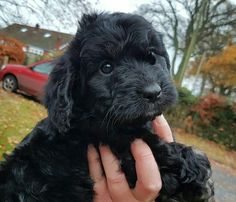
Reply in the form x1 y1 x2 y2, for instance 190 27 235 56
44 55 77 133
79 13 99 30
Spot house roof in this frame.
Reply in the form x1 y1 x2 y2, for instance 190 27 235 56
0 23 74 51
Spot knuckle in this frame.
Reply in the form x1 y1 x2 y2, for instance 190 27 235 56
94 178 107 194
108 173 126 185
90 155 100 164
142 181 162 195
137 152 154 161
155 181 162 192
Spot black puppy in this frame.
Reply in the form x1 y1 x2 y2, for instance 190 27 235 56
0 13 214 202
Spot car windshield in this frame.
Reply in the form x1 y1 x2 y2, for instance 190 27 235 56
32 62 53 75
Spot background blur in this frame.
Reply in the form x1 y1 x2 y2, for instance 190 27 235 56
0 0 235 201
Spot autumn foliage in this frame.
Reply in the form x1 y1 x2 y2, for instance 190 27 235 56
203 45 236 89
191 93 225 124
189 44 236 95
166 88 236 150
41 50 64 60
190 93 236 149
0 35 25 64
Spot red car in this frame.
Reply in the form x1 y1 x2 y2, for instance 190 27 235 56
0 60 53 101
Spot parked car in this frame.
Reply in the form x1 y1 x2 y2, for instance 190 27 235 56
0 60 53 101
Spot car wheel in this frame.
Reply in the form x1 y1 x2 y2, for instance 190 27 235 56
2 75 18 92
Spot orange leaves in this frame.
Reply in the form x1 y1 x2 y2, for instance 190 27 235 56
202 45 236 88
209 45 236 66
0 35 25 64
192 93 225 124
188 45 236 93
41 49 64 60
189 92 236 149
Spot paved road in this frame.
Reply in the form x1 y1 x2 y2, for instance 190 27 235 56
212 162 236 202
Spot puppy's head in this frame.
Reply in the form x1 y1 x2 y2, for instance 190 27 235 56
45 12 177 133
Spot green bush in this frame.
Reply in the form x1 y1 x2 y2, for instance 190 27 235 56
192 94 236 149
165 90 236 150
165 87 197 128
177 87 198 105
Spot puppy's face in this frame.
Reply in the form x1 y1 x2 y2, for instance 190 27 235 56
73 13 177 126
45 13 177 131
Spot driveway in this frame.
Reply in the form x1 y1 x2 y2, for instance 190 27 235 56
212 161 236 202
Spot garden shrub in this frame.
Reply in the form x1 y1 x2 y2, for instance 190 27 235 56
191 93 236 149
165 87 197 128
166 90 236 150
178 87 198 105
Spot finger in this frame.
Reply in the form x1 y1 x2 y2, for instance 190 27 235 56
87 145 104 181
152 115 173 143
99 145 135 201
87 145 111 202
131 139 161 202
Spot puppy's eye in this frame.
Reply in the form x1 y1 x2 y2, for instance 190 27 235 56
146 50 156 65
100 62 114 75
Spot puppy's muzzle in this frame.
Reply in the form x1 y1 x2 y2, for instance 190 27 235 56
141 83 162 103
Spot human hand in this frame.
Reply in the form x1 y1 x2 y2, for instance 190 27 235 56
87 115 173 202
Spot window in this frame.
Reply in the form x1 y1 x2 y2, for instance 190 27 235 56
20 28 28 32
32 62 53 75
44 33 51 38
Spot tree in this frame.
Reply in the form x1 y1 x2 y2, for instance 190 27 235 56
138 0 236 86
41 50 64 60
190 45 236 96
0 35 25 64
0 0 93 33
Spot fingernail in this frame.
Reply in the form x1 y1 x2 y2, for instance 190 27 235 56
88 144 95 152
154 115 167 125
132 139 144 147
99 143 106 149
99 144 109 153
131 139 149 155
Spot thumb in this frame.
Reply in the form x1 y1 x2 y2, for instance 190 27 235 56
152 115 173 143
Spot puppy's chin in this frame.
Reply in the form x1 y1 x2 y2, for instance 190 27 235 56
134 112 161 124
117 110 163 127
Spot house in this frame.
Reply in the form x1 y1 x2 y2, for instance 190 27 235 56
0 23 74 63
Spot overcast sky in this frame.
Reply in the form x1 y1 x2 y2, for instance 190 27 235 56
96 0 150 12
19 0 151 34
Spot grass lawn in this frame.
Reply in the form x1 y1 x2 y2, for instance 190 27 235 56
0 88 236 169
0 89 47 158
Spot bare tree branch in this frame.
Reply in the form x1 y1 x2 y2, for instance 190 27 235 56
0 0 92 33
137 0 236 86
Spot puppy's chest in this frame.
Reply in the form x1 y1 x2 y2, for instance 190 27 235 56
26 127 154 192
87 127 156 188
9 129 156 200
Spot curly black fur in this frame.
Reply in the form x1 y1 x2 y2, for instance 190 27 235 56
0 12 214 202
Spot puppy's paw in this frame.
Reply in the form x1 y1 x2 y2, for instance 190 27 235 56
180 148 214 202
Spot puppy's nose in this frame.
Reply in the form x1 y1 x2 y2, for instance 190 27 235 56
142 83 162 102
